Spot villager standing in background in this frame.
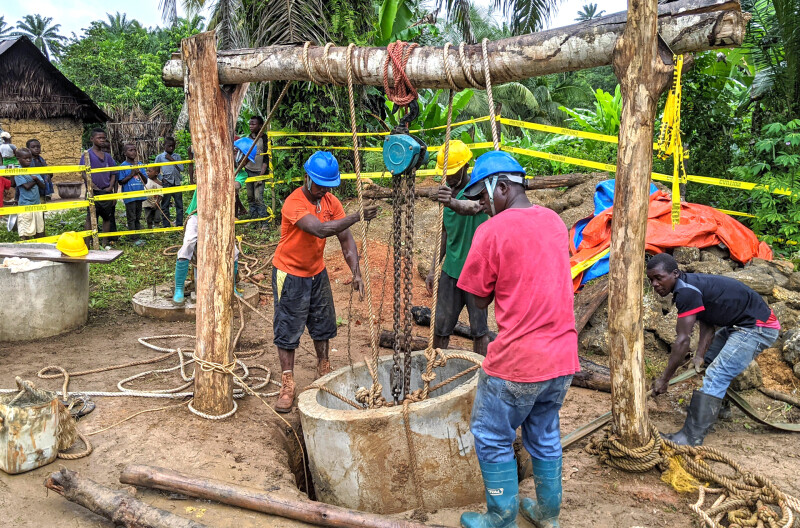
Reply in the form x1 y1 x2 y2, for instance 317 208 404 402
27 139 53 200
1 131 18 165
81 129 117 243
155 137 185 228
244 116 268 219
457 151 579 528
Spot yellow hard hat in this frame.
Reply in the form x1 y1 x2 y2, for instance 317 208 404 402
56 231 89 257
436 140 472 172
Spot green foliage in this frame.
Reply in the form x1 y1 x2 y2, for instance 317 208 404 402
384 89 473 139
575 3 605 21
559 86 622 136
57 19 199 124
0 16 13 38
13 14 67 60
501 129 617 177
374 0 437 45
728 120 800 248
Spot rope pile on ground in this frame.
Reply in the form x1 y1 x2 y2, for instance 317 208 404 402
585 422 800 527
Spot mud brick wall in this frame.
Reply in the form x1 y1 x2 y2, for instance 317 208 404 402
1 118 84 182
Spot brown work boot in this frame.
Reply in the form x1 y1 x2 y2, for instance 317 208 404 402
275 371 295 413
316 359 332 379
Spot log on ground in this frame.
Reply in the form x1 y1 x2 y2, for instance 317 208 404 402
44 468 208 528
120 464 448 528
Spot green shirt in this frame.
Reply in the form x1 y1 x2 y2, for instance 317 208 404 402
185 170 248 217
442 188 488 279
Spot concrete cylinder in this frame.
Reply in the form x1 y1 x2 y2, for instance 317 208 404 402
0 244 88 342
298 351 484 514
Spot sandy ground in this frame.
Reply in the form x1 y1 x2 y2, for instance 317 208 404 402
2 191 799 527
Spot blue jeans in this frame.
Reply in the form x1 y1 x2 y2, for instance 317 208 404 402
701 326 778 398
470 369 573 463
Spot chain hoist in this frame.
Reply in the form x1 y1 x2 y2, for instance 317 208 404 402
383 100 428 404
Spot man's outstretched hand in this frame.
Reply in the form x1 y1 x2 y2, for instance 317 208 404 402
361 205 379 222
352 273 365 299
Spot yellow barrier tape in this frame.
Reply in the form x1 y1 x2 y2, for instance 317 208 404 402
571 248 610 279
267 116 491 138
93 159 193 174
0 165 84 176
715 209 755 218
656 54 687 228
24 230 95 244
500 118 618 145
0 200 90 216
502 145 617 173
97 226 184 238
270 145 384 152
93 184 197 201
235 215 273 225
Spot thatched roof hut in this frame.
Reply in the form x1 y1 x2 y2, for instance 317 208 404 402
0 36 107 184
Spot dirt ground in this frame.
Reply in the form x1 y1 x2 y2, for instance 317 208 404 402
2 191 800 528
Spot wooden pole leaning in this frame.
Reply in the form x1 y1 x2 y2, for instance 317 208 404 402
183 31 237 418
607 0 675 447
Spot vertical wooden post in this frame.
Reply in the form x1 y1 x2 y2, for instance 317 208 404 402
608 0 673 447
83 150 99 250
183 31 236 417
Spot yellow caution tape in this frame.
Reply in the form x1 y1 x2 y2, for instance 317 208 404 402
235 215 273 225
24 230 95 244
94 159 193 174
571 248 610 279
0 200 91 216
92 184 197 201
97 226 184 237
270 145 384 152
655 54 687 228
0 165 84 176
267 116 490 138
499 118 619 145
502 145 617 173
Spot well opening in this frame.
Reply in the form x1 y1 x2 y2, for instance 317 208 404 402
316 352 477 410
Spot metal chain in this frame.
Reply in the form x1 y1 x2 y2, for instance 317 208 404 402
391 172 404 404
402 170 415 398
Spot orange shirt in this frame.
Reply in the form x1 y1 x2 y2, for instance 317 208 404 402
272 187 346 277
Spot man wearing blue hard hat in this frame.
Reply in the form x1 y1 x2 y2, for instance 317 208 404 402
271 151 378 413
456 150 579 528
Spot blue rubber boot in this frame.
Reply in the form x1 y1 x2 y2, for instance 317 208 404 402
520 458 562 528
460 459 519 528
233 260 242 297
173 259 189 305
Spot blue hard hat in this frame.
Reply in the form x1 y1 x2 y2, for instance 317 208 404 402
463 151 526 199
304 151 341 187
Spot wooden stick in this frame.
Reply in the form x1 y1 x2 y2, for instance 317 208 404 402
574 276 609 334
607 0 675 447
162 0 746 88
759 387 800 408
120 465 449 528
44 468 208 528
183 32 236 417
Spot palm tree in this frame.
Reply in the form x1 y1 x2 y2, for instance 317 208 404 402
575 3 605 21
14 15 67 60
436 0 560 39
0 16 14 38
101 12 142 36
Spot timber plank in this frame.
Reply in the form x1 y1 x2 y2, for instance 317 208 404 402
0 246 122 264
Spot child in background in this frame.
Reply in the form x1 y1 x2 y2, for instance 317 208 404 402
118 144 148 245
27 139 53 200
14 148 45 240
143 166 163 229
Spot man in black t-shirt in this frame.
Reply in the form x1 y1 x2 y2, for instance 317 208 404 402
646 253 779 446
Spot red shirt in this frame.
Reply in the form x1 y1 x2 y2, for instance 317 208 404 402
457 206 579 383
272 187 346 277
0 176 11 206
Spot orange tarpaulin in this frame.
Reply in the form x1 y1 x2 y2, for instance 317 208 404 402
569 190 772 290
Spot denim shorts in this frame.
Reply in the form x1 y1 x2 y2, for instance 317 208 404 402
701 325 779 399
470 369 573 463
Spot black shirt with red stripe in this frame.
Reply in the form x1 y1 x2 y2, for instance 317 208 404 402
673 272 779 329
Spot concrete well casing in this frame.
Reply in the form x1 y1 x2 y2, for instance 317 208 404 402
0 243 88 342
298 351 484 514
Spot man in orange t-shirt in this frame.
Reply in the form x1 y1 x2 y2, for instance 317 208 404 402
272 151 378 412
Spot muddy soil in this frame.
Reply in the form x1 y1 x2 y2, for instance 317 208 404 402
2 190 799 528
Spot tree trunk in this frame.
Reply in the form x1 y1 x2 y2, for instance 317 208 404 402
44 469 208 528
608 2 675 447
183 32 237 417
574 358 612 392
120 465 448 528
162 0 745 88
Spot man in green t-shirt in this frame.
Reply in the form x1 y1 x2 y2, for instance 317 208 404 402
425 140 490 356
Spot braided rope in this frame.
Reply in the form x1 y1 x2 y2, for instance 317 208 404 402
302 41 322 85
442 42 458 91
345 43 382 408
481 38 500 150
322 42 341 86
458 42 481 89
382 41 419 106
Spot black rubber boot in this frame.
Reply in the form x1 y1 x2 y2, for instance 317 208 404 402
718 396 732 420
662 390 723 447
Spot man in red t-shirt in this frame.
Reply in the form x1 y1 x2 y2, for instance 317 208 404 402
456 151 578 528
271 151 377 413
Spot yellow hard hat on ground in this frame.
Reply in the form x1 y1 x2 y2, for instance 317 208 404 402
56 231 89 257
436 140 472 173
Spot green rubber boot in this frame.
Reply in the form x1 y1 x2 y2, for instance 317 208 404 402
173 259 189 305
520 458 562 528
234 260 242 297
460 459 519 528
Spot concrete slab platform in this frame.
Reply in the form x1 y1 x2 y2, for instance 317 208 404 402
132 282 259 321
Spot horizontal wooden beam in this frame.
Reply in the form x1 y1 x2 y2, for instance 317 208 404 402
162 0 746 88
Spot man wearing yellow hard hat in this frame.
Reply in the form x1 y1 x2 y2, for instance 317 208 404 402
425 140 490 356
